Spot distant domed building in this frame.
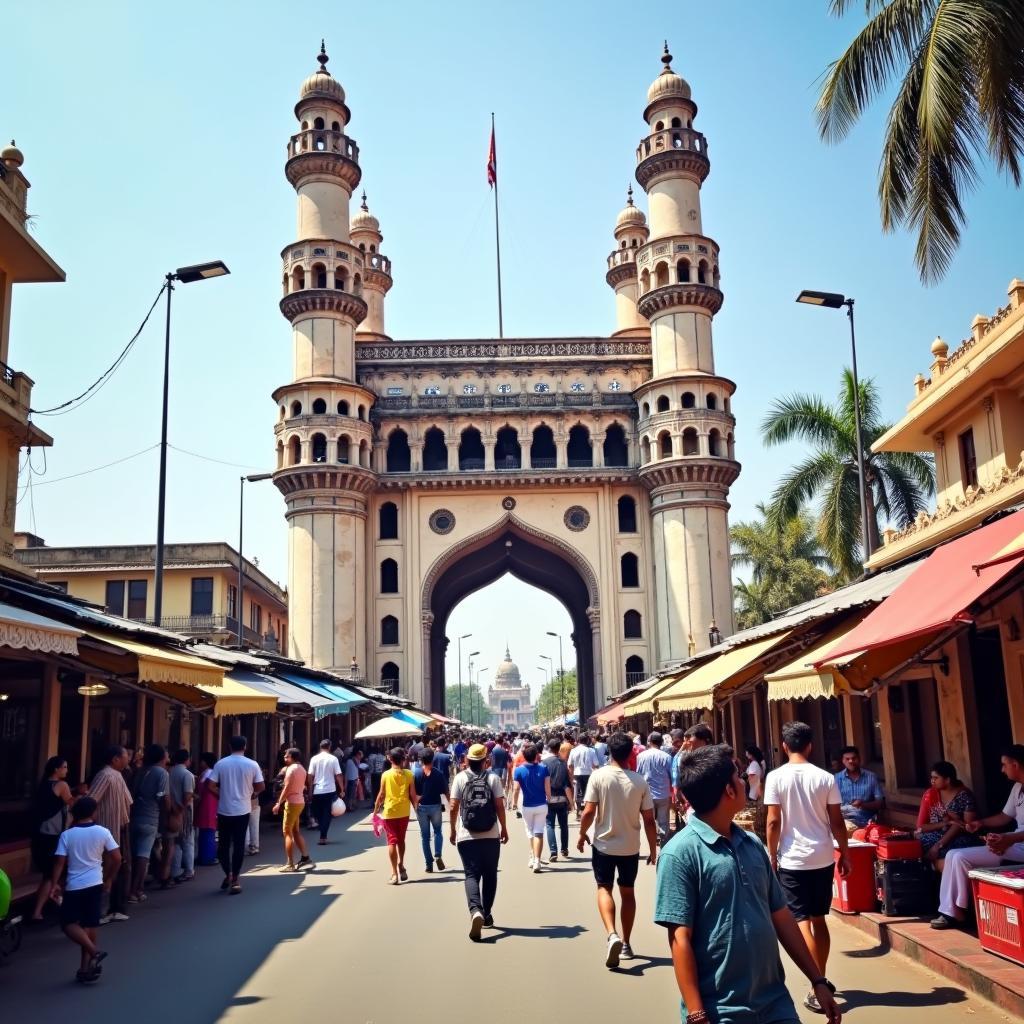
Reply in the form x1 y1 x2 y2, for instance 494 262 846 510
487 648 535 730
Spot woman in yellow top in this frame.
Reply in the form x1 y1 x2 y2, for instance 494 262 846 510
373 747 419 884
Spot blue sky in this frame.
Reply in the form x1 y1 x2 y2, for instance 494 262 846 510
8 2 1024 692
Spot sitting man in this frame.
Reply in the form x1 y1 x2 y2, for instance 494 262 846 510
933 744 1024 929
834 746 884 829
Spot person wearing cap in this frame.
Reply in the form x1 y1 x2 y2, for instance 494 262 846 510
449 743 508 940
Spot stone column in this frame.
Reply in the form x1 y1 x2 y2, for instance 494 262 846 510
484 436 495 472
588 607 603 712
410 442 423 472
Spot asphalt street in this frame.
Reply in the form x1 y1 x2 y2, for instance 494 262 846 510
2 808 1013 1024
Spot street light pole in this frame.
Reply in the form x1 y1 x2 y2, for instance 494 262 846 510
795 289 873 564
477 666 489 727
457 633 471 721
238 472 273 647
153 260 230 624
547 630 565 719
468 650 480 724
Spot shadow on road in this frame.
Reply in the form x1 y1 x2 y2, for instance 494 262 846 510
486 923 588 942
612 954 673 976
837 986 967 1010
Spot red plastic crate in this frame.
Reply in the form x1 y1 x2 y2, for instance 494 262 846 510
970 866 1024 967
832 840 878 913
876 834 923 860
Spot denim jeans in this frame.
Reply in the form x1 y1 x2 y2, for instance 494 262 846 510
652 797 671 844
172 830 195 877
546 801 569 854
417 804 444 865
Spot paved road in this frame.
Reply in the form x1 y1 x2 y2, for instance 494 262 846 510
3 809 1013 1023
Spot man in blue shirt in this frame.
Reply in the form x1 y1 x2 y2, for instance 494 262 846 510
453 736 468 768
834 746 884 829
655 744 841 1024
414 749 450 873
512 744 551 873
637 732 674 845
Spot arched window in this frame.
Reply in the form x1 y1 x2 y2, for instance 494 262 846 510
380 558 398 593
708 429 721 457
706 393 717 410
624 610 642 639
357 405 366 421
640 436 651 464
681 392 696 409
289 436 301 465
459 427 485 470
603 423 628 467
331 121 341 132
697 259 708 285
495 426 521 470
617 495 637 533
713 265 721 289
279 405 287 421
670 117 682 128
625 654 646 684
353 273 362 295
276 441 284 469
312 398 327 415
311 433 327 462
631 238 638 248
621 553 639 588
380 662 399 694
312 263 328 289
386 429 411 472
659 431 673 458
337 435 350 463
655 262 669 288
683 428 699 456
677 258 691 283
567 424 592 467
290 400 302 417
291 267 305 291
530 425 556 468
313 116 325 130
727 432 735 459
641 402 650 418
358 242 366 252
423 426 447 472
334 270 346 290
337 399 350 415
381 615 399 646
656 395 670 413
640 268 650 293
379 502 398 540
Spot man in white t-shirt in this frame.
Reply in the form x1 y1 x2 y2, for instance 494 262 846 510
568 734 601 820
934 744 1024 929
51 797 121 983
307 738 345 845
208 736 265 894
764 721 849 1015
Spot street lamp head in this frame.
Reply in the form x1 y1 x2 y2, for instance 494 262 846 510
470 650 480 657
246 472 274 483
174 260 230 284
460 633 472 640
546 631 559 638
796 289 847 309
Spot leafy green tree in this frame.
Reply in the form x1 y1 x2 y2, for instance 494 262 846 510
817 0 1024 283
534 670 579 724
763 370 935 581
731 505 833 628
444 683 489 726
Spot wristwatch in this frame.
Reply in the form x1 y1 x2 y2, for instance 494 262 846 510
811 977 836 994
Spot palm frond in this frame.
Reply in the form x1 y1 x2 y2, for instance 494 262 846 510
767 454 841 528
975 3 1024 185
761 394 845 450
818 457 863 580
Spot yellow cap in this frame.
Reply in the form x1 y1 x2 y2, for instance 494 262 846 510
467 743 488 760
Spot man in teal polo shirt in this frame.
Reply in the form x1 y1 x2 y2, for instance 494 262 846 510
654 744 841 1024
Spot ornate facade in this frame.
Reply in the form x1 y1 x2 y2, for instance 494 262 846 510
487 648 534 730
271 44 739 717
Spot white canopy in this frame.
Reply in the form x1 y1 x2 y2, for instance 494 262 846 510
354 714 424 740
0 601 82 656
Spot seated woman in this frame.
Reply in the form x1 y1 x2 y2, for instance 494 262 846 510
915 761 982 866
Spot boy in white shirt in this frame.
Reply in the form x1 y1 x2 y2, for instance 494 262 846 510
51 796 121 984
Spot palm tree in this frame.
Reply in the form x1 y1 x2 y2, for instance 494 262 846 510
817 0 1024 283
762 369 935 580
731 505 833 627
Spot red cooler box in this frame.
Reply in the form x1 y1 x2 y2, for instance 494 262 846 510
876 833 923 860
832 840 878 913
970 866 1024 966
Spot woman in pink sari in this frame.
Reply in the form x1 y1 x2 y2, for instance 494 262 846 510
194 752 219 866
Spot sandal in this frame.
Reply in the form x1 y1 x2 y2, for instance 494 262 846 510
398 867 408 882
389 875 399 885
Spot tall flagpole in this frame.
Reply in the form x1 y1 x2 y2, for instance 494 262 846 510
490 112 504 338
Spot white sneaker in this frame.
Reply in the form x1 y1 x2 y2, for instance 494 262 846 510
528 856 535 869
469 910 484 942
606 932 623 969
532 859 542 874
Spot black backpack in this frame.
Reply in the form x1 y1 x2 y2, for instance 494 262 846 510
460 770 497 833
544 755 568 795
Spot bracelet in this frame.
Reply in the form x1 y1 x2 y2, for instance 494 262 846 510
685 1011 709 1024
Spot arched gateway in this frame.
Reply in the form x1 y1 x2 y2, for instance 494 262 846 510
421 515 601 717
270 45 741 715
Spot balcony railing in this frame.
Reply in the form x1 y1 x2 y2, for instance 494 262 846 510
145 614 268 647
0 361 14 387
495 456 522 471
625 671 647 686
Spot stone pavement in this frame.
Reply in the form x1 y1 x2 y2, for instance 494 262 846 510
2 809 1015 1023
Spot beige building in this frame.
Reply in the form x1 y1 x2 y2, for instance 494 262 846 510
271 45 739 717
13 537 288 651
487 648 534 730
0 140 63 575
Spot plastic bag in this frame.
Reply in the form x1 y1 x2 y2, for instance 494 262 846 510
372 812 385 838
331 797 347 818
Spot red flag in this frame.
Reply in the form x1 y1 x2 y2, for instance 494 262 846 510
487 123 497 188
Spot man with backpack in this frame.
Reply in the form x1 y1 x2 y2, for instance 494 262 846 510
449 743 509 941
542 739 574 862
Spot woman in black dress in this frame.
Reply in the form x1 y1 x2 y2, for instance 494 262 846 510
29 756 73 921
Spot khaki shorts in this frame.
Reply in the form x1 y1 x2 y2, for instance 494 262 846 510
282 802 303 832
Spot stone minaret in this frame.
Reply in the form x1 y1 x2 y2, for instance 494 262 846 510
633 44 738 665
272 44 379 671
351 192 393 341
606 186 650 338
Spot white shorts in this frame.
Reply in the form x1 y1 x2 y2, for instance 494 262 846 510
522 804 547 837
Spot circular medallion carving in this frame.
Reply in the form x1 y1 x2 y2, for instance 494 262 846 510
429 508 456 535
564 505 590 532
501 496 517 511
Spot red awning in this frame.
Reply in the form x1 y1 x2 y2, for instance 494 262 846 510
595 699 628 725
823 509 1024 665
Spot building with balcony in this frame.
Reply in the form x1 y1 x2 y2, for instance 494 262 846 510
13 538 288 651
0 140 64 575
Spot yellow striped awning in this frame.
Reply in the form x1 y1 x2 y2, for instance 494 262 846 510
657 632 793 713
85 631 226 688
764 617 867 702
622 672 690 717
196 679 278 717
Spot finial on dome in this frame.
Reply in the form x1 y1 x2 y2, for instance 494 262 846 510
661 41 673 71
317 40 329 73
930 335 949 359
361 190 368 211
505 644 511 660
626 184 634 206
